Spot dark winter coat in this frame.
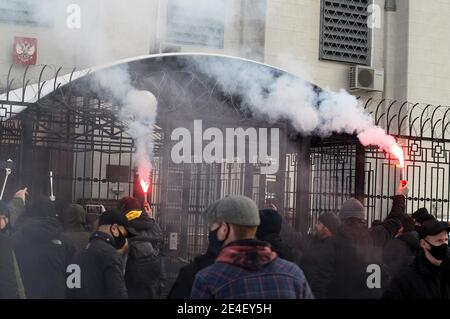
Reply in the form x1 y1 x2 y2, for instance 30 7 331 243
383 252 450 299
12 216 74 298
258 233 295 262
60 204 90 253
125 215 164 299
383 231 420 281
167 251 217 299
68 231 128 299
299 236 336 299
370 195 406 249
257 209 295 262
0 233 25 298
328 219 383 299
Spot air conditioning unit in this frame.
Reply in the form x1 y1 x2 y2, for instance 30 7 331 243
349 65 384 92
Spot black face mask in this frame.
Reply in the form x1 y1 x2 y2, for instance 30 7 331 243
207 224 228 255
425 240 449 261
110 226 127 250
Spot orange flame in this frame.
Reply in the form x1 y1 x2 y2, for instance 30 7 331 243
389 144 405 168
140 178 150 193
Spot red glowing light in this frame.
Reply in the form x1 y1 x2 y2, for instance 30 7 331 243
140 178 150 193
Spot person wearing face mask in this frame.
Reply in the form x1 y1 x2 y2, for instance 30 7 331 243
190 195 314 299
67 209 134 299
383 219 450 299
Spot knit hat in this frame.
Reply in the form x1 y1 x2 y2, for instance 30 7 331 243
412 207 435 224
204 195 260 226
318 212 341 233
418 219 450 239
339 198 365 220
256 209 282 238
117 196 141 213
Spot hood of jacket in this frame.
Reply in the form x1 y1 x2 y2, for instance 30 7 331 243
15 216 63 243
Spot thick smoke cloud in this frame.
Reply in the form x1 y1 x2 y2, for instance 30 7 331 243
191 57 397 153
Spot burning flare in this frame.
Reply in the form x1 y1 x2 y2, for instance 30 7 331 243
389 144 405 168
140 178 150 193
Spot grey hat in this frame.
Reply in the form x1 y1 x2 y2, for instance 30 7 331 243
204 195 260 226
339 198 365 220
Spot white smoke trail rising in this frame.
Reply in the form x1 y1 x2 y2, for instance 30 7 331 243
94 67 158 185
191 57 398 153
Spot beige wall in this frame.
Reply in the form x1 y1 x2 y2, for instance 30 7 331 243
263 0 384 104
0 0 156 89
407 0 450 106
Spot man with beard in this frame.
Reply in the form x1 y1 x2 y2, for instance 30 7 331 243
383 219 450 299
68 209 133 299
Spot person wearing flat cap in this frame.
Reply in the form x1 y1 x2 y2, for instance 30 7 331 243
383 219 450 299
190 195 314 299
68 209 135 299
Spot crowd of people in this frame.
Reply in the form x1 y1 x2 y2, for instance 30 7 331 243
0 180 449 299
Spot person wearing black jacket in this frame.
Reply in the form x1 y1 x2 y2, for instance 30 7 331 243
0 200 25 299
68 209 133 299
383 220 450 299
60 204 91 253
299 212 340 298
256 209 294 262
167 250 217 299
12 196 73 299
383 215 420 282
119 197 164 299
327 182 407 299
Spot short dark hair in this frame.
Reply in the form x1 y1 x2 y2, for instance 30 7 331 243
401 216 416 232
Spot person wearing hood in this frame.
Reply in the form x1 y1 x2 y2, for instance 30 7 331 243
0 200 25 298
411 207 436 229
190 195 314 299
383 215 420 283
68 209 133 299
60 204 90 253
383 219 450 299
12 196 74 298
256 209 294 262
118 196 164 299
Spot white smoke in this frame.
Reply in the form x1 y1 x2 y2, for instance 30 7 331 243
191 57 397 153
94 66 157 184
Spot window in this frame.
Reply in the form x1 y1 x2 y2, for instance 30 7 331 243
166 0 225 48
320 0 372 65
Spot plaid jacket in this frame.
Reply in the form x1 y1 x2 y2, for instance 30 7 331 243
190 239 314 299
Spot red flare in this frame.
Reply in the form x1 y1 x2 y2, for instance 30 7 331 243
140 178 150 193
389 144 405 168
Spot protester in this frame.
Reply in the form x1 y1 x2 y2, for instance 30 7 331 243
68 209 132 299
256 209 294 261
383 219 450 299
190 195 314 299
60 204 91 253
0 200 25 298
118 196 165 299
299 212 340 298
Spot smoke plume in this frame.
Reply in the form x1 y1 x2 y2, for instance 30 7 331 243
191 57 397 153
